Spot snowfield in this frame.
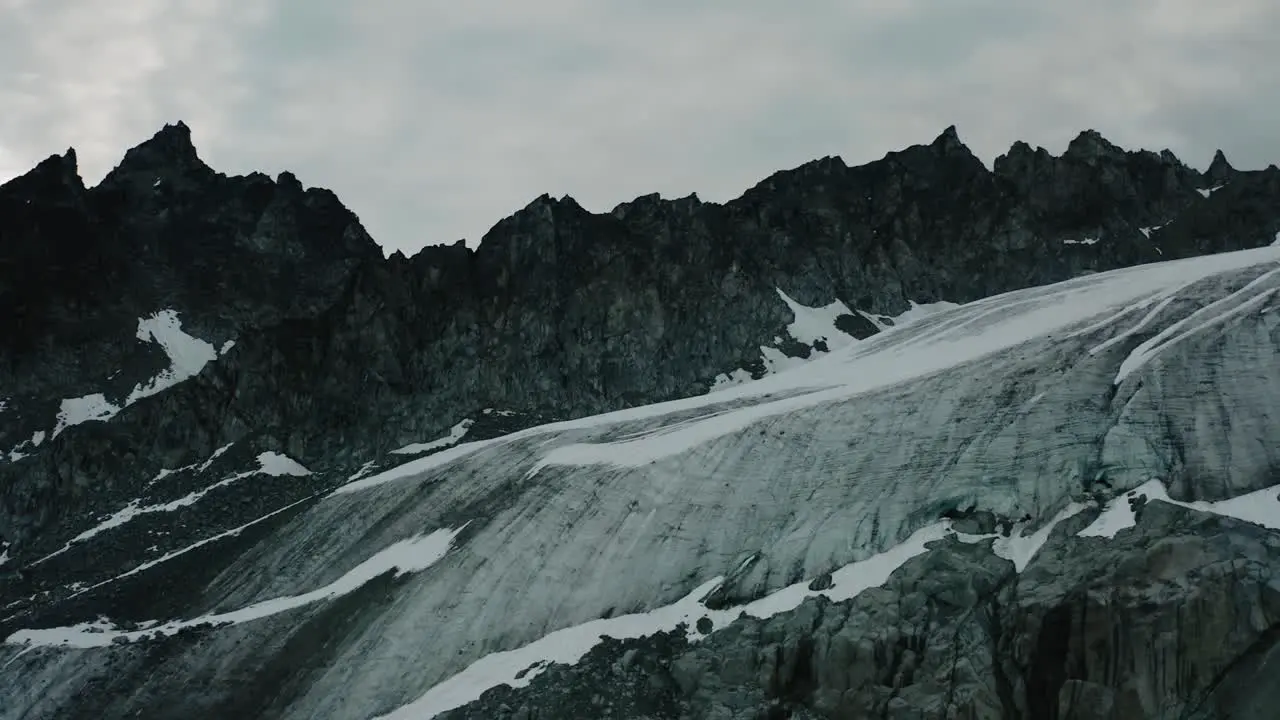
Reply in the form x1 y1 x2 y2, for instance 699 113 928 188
6 247 1280 719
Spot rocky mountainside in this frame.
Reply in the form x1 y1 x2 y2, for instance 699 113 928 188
1 123 1280 719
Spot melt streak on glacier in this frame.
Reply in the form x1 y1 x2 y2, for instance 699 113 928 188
6 247 1280 720
7 526 465 649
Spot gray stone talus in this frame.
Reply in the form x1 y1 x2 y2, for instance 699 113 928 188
4 250 1280 719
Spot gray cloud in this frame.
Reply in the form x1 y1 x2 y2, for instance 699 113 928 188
2 0 1278 254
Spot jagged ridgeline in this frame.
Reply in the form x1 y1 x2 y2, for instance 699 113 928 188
1 122 1280 719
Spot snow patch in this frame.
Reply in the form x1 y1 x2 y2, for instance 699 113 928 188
126 310 218 404
392 419 475 455
775 288 855 349
68 496 316 599
331 437 509 496
147 443 233 489
0 543 9 567
219 340 236 355
710 295 958 393
32 452 310 565
878 300 960 329
5 431 47 462
197 442 235 473
1197 185 1225 198
348 460 378 481
26 311 220 445
376 522 951 720
991 502 1089 572
52 394 121 438
709 368 754 393
711 289 857 390
256 451 312 477
343 247 1280 496
1139 224 1167 239
1063 237 1100 246
6 526 465 649
1079 479 1280 538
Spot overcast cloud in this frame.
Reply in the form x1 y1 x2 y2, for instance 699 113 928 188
2 0 1277 255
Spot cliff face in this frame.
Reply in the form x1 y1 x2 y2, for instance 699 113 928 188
2 124 1280 719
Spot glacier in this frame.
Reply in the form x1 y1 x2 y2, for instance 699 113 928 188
4 246 1280 718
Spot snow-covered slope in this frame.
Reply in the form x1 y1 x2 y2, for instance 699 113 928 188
5 246 1280 718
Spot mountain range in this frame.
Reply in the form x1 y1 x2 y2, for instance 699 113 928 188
1 122 1280 719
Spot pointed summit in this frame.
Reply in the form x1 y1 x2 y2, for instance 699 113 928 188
1064 129 1123 165
0 147 84 198
99 121 213 190
926 125 984 169
932 125 964 152
1206 149 1235 185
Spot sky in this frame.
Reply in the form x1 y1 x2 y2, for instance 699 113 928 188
1 0 1278 256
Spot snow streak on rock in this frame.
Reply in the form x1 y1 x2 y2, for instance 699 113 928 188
126 310 218 404
1079 478 1280 538
7 526 464 649
376 522 954 720
391 419 475 455
23 310 221 447
32 451 311 566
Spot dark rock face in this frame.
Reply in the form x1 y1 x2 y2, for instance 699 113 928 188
3 122 1280 719
444 505 1280 720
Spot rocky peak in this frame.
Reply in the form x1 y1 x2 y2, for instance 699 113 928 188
275 170 305 195
1206 149 1237 185
993 131 1203 226
1063 128 1125 165
98 121 215 194
0 149 84 201
611 192 664 221
991 140 1052 181
931 124 967 156
489 193 604 241
872 127 989 191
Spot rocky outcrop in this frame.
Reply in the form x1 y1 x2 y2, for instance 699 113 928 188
442 503 1280 720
